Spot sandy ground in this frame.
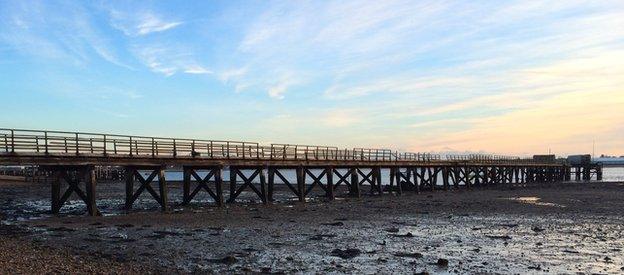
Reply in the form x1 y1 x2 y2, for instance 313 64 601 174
1 180 624 274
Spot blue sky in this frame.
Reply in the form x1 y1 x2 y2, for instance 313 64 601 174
1 0 623 156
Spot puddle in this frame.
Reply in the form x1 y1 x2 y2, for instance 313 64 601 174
506 196 566 208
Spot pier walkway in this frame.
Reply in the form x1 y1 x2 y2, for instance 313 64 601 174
1 128 570 216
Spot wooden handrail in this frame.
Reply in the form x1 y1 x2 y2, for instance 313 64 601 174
0 128 544 164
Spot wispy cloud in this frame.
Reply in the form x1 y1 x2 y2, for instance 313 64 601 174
184 65 212 75
0 1 132 68
108 10 182 36
132 44 212 77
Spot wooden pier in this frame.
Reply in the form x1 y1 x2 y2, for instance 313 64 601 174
0 128 574 216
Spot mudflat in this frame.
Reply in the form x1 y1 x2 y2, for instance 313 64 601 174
1 181 623 274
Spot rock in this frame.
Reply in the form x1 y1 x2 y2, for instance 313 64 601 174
385 227 400 233
321 222 344 226
220 255 238 264
486 235 511 240
260 267 271 273
415 272 430 275
531 226 545 232
437 258 449 267
394 252 423 258
310 234 336 241
604 256 612 263
389 232 414 238
331 248 361 259
500 223 518 228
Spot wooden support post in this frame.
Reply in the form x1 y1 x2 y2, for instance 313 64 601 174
267 167 275 202
296 166 305 202
472 167 479 187
259 168 268 204
389 167 396 193
372 167 382 195
396 168 403 195
412 167 420 193
429 167 436 191
464 166 470 189
211 168 223 206
326 166 334 200
582 166 590 181
483 167 489 185
84 166 99 216
443 167 449 191
453 167 460 189
229 167 236 203
350 167 361 197
596 166 603 181
158 167 168 212
51 171 61 214
182 168 191 205
124 167 134 210
394 168 402 195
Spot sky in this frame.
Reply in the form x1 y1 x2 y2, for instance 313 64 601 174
1 0 623 157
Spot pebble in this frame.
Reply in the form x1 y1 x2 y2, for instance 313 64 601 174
437 258 449 267
331 248 361 259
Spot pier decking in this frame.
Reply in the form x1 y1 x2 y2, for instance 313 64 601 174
1 128 573 216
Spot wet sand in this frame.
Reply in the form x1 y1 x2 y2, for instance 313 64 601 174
1 180 624 274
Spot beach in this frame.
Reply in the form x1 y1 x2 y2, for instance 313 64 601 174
1 180 623 274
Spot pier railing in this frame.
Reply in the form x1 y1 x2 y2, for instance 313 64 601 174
1 128 541 164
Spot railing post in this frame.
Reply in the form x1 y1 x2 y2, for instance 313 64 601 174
226 142 230 159
242 143 246 159
113 140 117 154
257 144 260 159
129 137 133 156
173 139 177 157
75 133 79 155
10 130 15 153
4 134 8 153
44 132 48 154
103 135 107 155
151 138 155 157
191 140 196 157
